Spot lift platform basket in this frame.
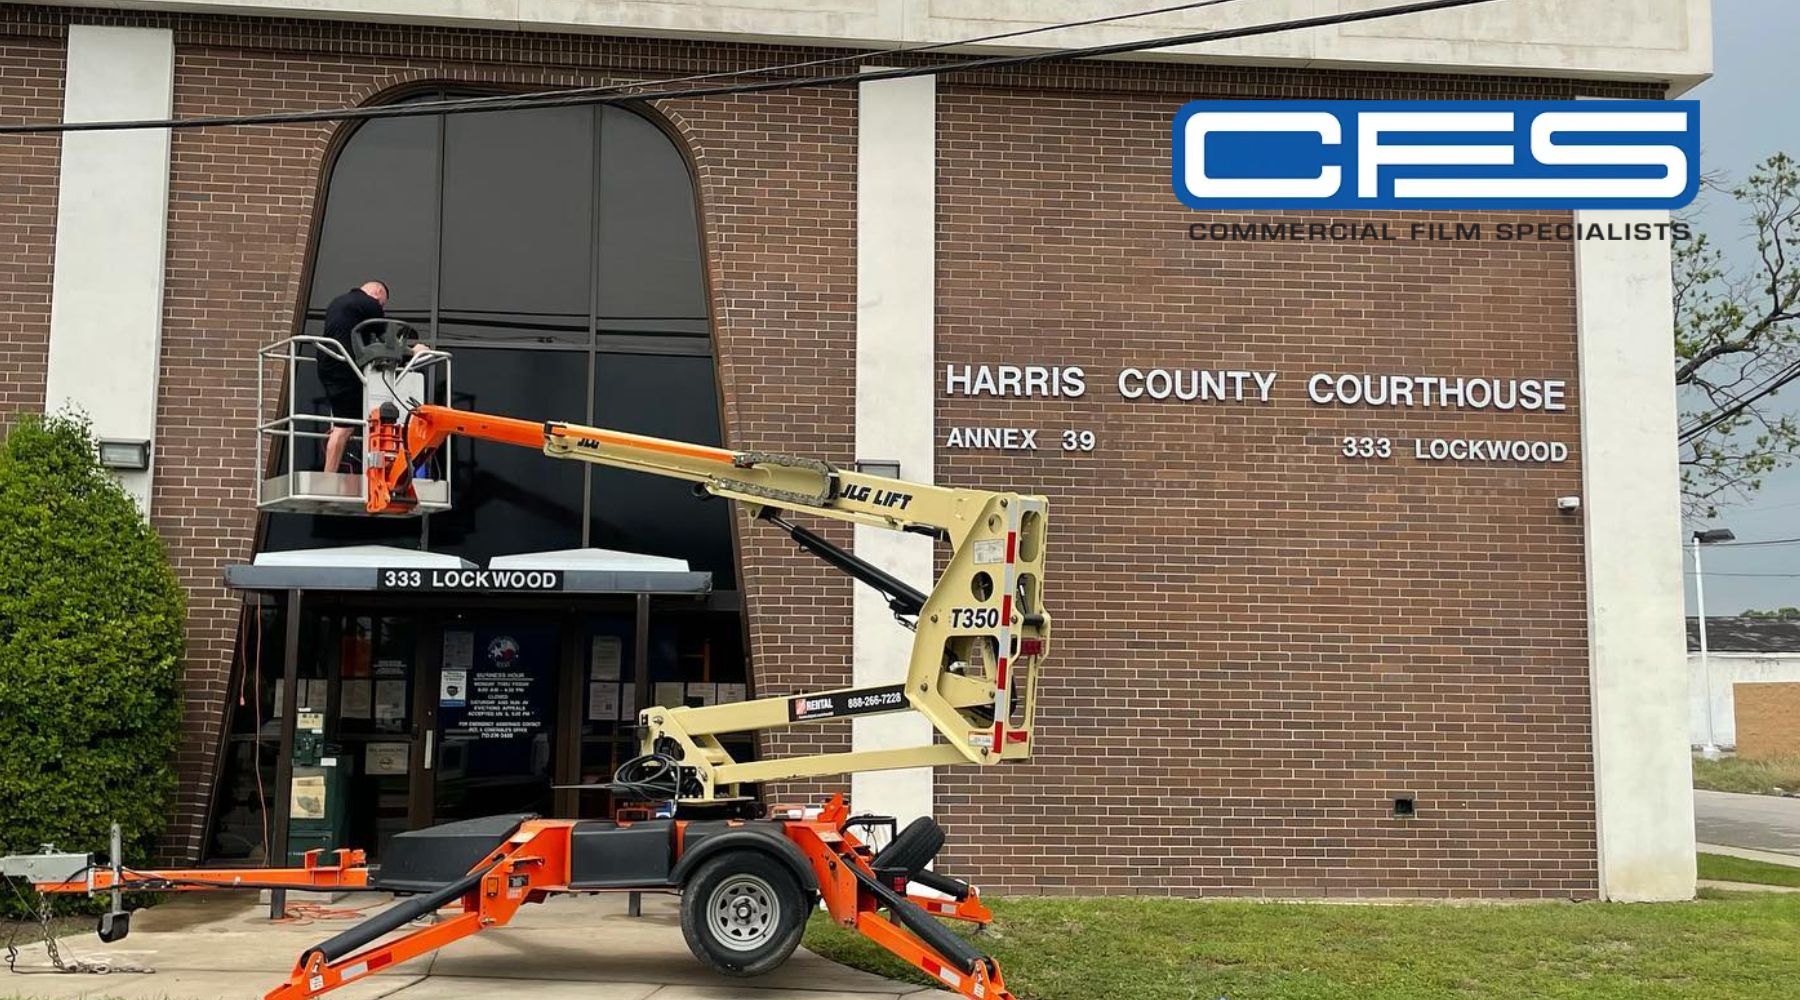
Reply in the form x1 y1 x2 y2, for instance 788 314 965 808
256 334 452 516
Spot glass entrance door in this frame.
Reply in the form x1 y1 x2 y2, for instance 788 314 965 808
431 621 560 821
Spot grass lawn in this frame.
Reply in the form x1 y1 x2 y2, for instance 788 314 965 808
1691 753 1800 796
1697 852 1800 888
805 891 1800 1000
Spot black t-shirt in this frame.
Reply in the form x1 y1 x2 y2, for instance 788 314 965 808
319 287 384 388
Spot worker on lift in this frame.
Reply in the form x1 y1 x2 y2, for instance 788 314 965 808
317 279 388 473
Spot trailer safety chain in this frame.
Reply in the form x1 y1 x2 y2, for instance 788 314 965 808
3 885 150 976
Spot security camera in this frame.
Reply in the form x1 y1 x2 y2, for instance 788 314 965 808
1556 496 1581 513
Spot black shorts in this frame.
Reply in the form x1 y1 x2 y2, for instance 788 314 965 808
322 378 363 421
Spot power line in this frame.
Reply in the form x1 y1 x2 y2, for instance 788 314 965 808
1696 536 1800 549
1678 356 1800 444
1686 571 1800 578
483 0 1267 102
0 0 1507 136
1708 494 1800 515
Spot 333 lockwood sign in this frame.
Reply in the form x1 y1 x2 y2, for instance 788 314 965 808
378 568 564 592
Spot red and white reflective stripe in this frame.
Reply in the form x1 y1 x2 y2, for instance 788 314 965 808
992 522 1018 747
922 955 962 990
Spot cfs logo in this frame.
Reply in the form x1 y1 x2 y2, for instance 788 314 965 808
1172 100 1699 210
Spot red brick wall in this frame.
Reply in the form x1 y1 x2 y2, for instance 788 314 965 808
0 6 1658 894
0 32 61 425
931 73 1624 897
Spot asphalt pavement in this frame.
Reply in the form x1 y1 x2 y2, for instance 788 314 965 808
1694 789 1800 855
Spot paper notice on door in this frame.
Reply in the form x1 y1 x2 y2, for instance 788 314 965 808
618 683 635 721
341 679 372 719
443 630 474 671
365 742 409 776
653 682 685 710
375 680 407 721
686 682 717 707
588 682 619 721
717 683 747 704
439 669 468 708
290 773 327 820
299 679 328 712
591 636 622 681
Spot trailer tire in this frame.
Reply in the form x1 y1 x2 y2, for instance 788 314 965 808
680 849 807 977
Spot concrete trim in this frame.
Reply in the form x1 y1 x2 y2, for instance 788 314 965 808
1575 209 1696 901
44 25 175 512
23 0 1712 88
850 67 934 827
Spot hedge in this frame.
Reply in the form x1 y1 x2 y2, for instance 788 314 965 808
0 413 184 914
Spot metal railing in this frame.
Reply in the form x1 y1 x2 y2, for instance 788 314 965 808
256 336 454 514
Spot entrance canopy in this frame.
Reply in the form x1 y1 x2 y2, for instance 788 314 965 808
227 545 711 595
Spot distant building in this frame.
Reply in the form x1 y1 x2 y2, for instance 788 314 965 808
1688 617 1800 749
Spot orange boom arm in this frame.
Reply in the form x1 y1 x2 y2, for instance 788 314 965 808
364 404 740 516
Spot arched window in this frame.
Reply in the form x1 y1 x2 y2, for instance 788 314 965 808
266 95 732 583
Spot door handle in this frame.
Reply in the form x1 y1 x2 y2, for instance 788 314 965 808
424 729 434 770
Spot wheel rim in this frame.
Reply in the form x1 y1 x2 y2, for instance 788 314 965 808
708 874 780 952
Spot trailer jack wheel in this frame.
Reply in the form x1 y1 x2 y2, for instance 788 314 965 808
680 850 807 977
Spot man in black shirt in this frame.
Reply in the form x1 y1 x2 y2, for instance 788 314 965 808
319 280 388 473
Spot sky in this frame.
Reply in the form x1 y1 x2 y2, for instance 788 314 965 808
1680 0 1800 615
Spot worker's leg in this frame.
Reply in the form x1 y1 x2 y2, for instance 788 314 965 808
322 381 362 472
325 425 353 473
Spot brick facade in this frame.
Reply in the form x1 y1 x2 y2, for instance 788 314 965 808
0 31 61 424
0 4 1661 895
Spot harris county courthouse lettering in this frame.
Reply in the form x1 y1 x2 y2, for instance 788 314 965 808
0 1 1710 901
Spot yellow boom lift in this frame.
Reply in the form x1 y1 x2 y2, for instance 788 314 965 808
2 321 1051 1000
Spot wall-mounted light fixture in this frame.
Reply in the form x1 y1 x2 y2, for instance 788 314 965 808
97 439 152 471
853 459 902 480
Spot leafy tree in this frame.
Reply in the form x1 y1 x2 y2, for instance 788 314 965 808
1742 607 1800 621
0 412 184 902
1677 153 1800 517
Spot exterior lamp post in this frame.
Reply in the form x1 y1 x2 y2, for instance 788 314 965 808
1691 527 1736 760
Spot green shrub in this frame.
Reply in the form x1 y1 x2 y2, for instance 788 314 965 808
0 413 184 915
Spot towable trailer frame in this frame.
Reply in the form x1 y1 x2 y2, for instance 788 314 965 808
7 800 1011 1000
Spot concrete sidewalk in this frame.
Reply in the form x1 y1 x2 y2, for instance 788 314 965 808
1694 789 1800 855
1 892 939 1000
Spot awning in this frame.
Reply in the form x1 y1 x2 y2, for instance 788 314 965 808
226 545 712 595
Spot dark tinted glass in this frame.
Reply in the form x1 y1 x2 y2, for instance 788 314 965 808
270 100 732 576
427 348 585 564
439 106 593 347
590 353 734 584
597 107 708 336
307 113 438 325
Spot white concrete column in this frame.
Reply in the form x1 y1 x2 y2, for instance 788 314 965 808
851 69 936 827
1575 208 1696 901
45 25 175 511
